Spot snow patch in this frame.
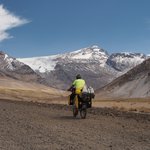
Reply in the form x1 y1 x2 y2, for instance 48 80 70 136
4 54 8 60
71 52 92 59
18 55 58 73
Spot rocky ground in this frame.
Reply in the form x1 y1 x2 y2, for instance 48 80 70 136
0 99 150 150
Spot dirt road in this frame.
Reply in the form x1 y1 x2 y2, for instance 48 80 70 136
0 99 150 150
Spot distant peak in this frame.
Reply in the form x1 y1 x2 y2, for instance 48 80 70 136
89 45 104 51
0 51 8 60
0 51 6 56
90 45 100 49
110 52 146 58
87 45 108 54
0 51 15 61
121 52 144 55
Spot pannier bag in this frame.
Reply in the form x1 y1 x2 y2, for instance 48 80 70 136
68 86 95 106
82 85 95 99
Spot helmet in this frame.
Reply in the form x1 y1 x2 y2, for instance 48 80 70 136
76 74 81 79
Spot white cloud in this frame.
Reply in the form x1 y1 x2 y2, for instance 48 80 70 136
0 4 29 42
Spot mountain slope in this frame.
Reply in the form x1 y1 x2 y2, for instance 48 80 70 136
0 51 45 84
96 58 150 99
18 45 109 72
106 52 146 72
18 45 148 90
18 46 118 89
0 51 67 100
0 76 67 101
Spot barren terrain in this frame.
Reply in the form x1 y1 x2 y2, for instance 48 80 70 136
0 99 150 150
93 99 150 113
0 77 67 102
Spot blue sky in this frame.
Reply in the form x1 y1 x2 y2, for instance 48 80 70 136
0 0 150 57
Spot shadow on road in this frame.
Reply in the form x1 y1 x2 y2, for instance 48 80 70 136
52 115 81 120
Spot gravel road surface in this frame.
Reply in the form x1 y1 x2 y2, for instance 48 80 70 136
0 99 150 150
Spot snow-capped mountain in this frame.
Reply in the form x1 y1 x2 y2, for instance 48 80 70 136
0 51 24 70
0 51 44 83
61 45 109 63
96 58 150 98
18 45 148 90
18 45 109 73
106 52 146 72
18 45 116 89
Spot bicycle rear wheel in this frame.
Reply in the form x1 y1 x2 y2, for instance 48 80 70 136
80 108 87 119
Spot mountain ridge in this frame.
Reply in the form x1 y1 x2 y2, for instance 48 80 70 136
17 45 149 90
0 51 46 84
96 58 150 98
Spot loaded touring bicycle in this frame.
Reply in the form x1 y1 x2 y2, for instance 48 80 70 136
68 86 95 119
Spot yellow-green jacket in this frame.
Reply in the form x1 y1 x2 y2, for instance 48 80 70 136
72 79 85 91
